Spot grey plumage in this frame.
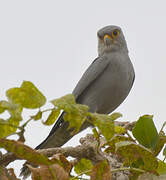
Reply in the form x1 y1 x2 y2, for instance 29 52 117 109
20 25 135 179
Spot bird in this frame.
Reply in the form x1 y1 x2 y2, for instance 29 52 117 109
20 25 135 178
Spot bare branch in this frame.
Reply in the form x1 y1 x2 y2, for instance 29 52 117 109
0 152 18 166
38 134 105 164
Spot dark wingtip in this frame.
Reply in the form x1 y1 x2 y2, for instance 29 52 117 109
20 163 31 179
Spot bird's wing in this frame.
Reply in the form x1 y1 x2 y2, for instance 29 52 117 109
36 56 109 148
73 56 109 100
35 56 109 149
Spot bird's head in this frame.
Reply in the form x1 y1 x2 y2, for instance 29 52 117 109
97 25 128 56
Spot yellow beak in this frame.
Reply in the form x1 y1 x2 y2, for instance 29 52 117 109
104 34 112 46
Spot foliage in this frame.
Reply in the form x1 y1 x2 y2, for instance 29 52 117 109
132 115 159 149
0 81 166 180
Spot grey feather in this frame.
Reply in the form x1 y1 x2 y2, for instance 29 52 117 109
73 56 109 100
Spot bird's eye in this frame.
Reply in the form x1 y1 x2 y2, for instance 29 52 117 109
112 29 120 38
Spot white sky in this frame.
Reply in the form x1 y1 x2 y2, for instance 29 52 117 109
0 0 166 179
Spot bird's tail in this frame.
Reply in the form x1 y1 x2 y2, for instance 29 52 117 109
20 113 74 179
20 112 90 179
35 112 74 149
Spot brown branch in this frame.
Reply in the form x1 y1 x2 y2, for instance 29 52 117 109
0 152 18 166
38 134 130 179
0 121 136 167
0 166 20 180
124 121 136 131
38 134 105 164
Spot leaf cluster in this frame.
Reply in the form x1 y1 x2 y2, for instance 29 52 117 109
0 81 166 180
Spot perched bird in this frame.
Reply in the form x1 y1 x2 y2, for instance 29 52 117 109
20 25 135 178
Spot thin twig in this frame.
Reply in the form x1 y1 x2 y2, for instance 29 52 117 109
42 108 54 113
126 131 135 141
160 122 166 133
71 170 91 180
21 117 33 128
111 167 145 173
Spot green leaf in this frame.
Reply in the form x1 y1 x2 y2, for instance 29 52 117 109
63 104 88 133
138 173 166 180
132 115 159 149
8 103 23 120
0 102 23 138
0 100 15 113
92 127 100 140
6 87 20 104
52 94 89 133
115 141 158 172
153 133 166 156
6 81 46 109
109 112 122 121
90 113 114 141
157 160 166 175
0 117 19 138
74 158 93 176
0 100 22 120
163 146 166 157
105 135 133 153
0 101 8 114
43 109 60 125
7 116 20 133
0 119 16 138
90 160 111 180
0 139 54 166
51 94 76 109
31 110 43 121
114 125 126 134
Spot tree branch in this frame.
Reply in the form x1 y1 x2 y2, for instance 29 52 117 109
38 134 105 164
0 152 18 166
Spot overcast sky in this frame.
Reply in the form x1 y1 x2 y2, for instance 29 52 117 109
0 0 166 179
